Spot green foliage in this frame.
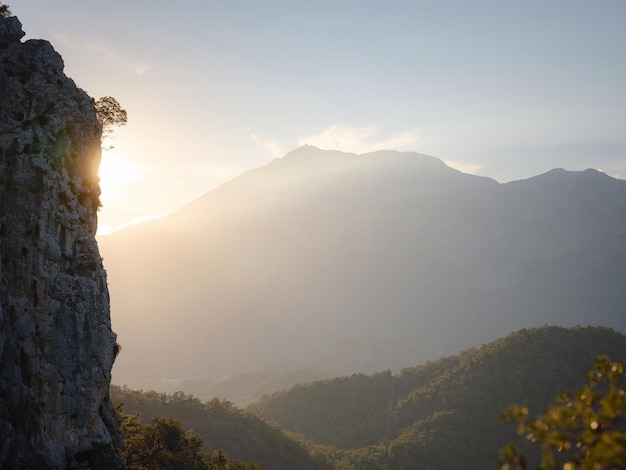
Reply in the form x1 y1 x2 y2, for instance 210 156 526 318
206 449 260 470
119 412 210 470
501 355 626 470
111 386 321 469
118 408 258 470
0 3 11 17
250 370 393 448
251 326 626 469
111 327 626 470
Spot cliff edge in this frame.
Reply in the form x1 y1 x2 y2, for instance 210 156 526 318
0 16 124 468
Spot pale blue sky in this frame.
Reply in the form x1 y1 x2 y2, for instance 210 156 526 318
16 1 626 233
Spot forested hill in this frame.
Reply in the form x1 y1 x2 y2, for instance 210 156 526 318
112 326 626 469
249 325 626 469
110 385 323 470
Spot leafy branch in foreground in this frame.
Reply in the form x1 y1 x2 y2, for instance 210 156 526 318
500 355 626 470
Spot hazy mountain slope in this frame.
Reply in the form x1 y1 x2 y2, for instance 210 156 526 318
99 146 626 386
172 369 333 406
250 325 626 469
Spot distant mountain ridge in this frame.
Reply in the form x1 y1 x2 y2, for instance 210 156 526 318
134 368 333 406
99 146 626 386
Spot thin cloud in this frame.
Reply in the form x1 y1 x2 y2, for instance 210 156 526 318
250 134 286 158
53 33 152 76
297 125 421 154
133 63 151 76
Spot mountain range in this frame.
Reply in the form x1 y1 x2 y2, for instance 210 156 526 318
98 145 626 387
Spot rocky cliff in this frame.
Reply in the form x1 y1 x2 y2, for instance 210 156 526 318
0 17 124 468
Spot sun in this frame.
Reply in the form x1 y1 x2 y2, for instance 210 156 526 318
98 150 141 203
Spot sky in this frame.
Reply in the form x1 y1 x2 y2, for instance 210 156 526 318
16 1 626 234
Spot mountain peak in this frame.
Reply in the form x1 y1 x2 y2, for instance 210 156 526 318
281 144 354 161
513 167 622 193
278 146 454 175
284 143 322 155
100 141 626 389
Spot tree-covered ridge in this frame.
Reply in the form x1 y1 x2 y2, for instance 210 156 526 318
250 326 626 469
249 370 394 449
110 386 324 470
111 326 625 469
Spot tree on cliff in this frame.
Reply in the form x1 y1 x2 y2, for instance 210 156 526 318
0 3 11 17
500 355 626 469
95 96 127 139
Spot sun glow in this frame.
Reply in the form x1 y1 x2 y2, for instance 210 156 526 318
98 150 142 203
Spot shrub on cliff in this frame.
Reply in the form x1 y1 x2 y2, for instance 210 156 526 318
95 96 127 138
0 3 11 17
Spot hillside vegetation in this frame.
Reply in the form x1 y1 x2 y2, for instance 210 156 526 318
110 386 323 470
111 326 625 468
250 325 626 469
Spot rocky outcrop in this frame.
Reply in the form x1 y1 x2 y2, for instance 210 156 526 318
0 16 25 42
0 17 124 469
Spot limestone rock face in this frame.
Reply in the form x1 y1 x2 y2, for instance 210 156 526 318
0 16 25 42
0 18 124 468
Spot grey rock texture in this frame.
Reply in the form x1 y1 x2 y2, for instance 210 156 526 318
0 17 124 469
0 16 25 42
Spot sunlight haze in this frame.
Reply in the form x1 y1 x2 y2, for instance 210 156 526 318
3 4 626 467
16 0 626 233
